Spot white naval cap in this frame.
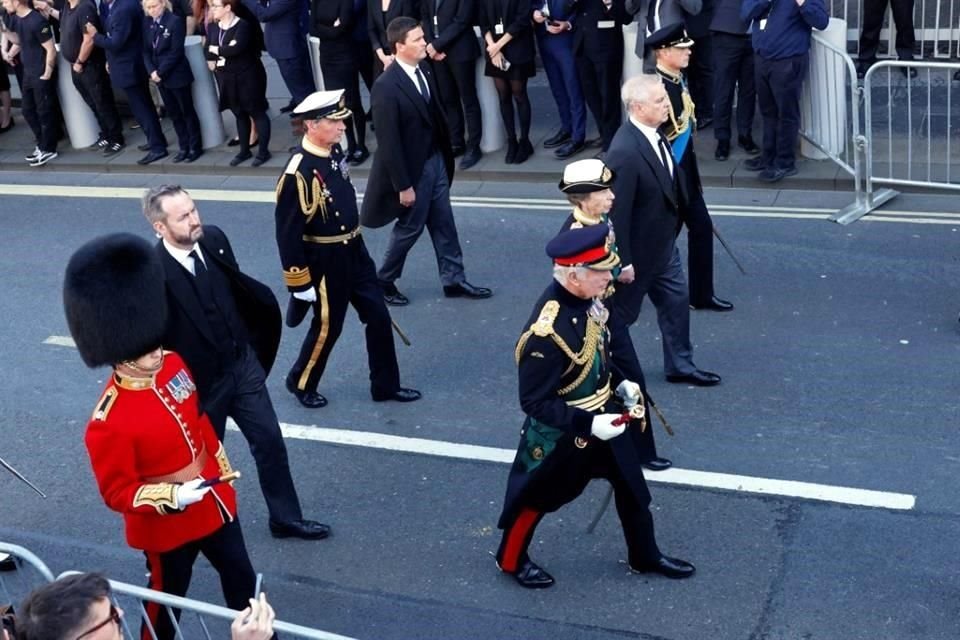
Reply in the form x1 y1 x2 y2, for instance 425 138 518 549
292 89 352 120
559 158 616 193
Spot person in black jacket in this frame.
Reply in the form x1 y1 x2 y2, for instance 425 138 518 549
709 0 757 160
478 0 535 163
311 0 369 164
425 0 483 170
366 0 417 77
143 0 203 162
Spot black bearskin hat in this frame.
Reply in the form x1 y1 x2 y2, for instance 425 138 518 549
63 233 168 368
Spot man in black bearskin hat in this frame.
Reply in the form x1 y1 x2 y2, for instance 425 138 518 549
63 233 260 640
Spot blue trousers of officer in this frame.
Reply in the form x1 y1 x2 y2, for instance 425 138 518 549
755 52 807 171
122 75 167 153
536 30 586 142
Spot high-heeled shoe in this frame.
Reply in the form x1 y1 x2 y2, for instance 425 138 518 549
504 137 518 164
514 138 534 164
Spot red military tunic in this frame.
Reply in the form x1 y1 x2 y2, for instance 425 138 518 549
84 351 238 553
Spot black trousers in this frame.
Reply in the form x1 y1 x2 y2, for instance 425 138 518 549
431 57 481 150
289 239 401 397
320 58 366 149
143 519 256 640
496 441 660 572
576 50 623 151
21 79 61 153
276 53 316 106
859 0 915 62
204 345 304 525
686 32 713 121
711 31 755 143
755 52 807 171
71 63 124 144
121 76 167 152
681 172 716 306
159 83 202 153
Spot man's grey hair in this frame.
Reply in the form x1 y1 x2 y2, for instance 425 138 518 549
553 264 589 285
142 185 189 224
621 74 663 112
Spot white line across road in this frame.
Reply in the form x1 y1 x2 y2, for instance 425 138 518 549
2 183 960 224
43 333 917 511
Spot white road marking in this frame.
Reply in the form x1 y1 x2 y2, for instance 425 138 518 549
43 335 76 347
2 184 960 224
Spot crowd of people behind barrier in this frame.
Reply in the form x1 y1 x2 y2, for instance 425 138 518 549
0 0 929 177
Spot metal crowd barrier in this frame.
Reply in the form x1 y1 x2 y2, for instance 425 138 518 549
825 0 960 58
56 571 357 640
0 542 56 610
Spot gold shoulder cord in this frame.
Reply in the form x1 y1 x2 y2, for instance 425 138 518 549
296 172 326 224
662 81 696 143
515 300 603 396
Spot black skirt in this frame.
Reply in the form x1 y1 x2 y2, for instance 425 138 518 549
483 56 535 80
215 64 269 113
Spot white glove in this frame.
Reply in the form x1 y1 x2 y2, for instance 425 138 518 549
590 414 625 441
293 289 317 302
176 478 211 509
616 380 642 409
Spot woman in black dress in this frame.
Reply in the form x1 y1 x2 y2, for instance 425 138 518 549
206 0 271 166
479 0 535 163
312 0 368 164
366 0 418 79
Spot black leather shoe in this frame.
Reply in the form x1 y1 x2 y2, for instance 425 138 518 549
695 116 713 131
641 457 672 471
758 166 798 183
137 142 151 151
381 282 410 306
349 147 370 166
172 150 189 163
459 146 481 170
554 139 585 159
0 552 16 571
230 150 253 166
252 151 272 167
504 559 554 589
744 156 767 171
227 136 241 147
543 129 571 148
514 138 533 164
269 519 331 540
666 370 721 386
137 150 168 165
372 387 422 402
738 135 760 155
185 149 203 163
714 140 730 161
285 376 328 408
443 281 492 299
504 138 518 164
690 296 734 312
630 555 695 579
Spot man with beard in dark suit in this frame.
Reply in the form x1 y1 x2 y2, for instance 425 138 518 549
142 184 330 541
360 16 491 307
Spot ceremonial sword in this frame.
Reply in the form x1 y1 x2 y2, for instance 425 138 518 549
712 223 747 275
0 455 47 498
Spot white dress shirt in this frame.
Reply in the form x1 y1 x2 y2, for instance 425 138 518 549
163 239 205 276
629 115 673 176
395 58 429 99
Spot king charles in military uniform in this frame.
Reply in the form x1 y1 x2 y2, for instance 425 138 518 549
63 233 259 640
275 90 420 409
494 224 694 589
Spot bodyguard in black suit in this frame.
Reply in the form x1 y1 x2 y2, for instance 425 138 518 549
360 17 491 306
606 74 720 386
709 0 757 160
242 0 315 109
567 0 630 152
88 0 168 164
143 185 330 540
424 0 483 170
142 2 202 162
684 0 712 125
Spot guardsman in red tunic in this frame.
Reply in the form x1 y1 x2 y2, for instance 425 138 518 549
63 233 259 640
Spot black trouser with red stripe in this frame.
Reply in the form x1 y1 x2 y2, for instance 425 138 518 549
142 519 256 640
496 441 661 573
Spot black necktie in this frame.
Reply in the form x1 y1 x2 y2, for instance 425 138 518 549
414 67 430 102
189 250 213 297
657 136 672 176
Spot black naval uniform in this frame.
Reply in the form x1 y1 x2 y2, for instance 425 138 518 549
496 281 660 574
656 65 718 308
275 137 402 398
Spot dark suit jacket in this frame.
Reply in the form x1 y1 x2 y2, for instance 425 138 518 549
477 0 535 63
311 0 354 59
242 0 304 58
684 0 712 37
142 11 194 89
709 0 747 34
422 0 480 62
156 226 282 405
367 0 419 54
94 0 148 88
360 61 454 228
567 0 630 59
606 121 682 284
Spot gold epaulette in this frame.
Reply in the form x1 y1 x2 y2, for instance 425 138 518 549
91 387 118 422
215 443 234 479
133 483 178 514
515 300 560 363
275 153 305 200
283 266 312 288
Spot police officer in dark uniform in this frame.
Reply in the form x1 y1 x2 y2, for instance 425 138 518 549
649 24 732 312
275 89 421 409
494 224 694 589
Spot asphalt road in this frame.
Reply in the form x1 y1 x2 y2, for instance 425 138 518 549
0 173 958 640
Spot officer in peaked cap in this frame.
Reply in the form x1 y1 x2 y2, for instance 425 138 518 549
645 22 694 51
275 89 421 409
493 224 694 589
63 233 260 640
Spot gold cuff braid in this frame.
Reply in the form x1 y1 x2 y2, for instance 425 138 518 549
133 483 178 514
284 266 312 288
215 443 233 478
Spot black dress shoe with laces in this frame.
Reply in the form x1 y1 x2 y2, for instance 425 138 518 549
185 149 203 163
666 370 721 386
641 457 673 471
372 387 422 402
738 135 760 155
137 142 151 151
630 555 695 579
543 129 571 148
690 296 734 312
172 150 189 163
459 146 481 170
285 376 328 408
503 559 555 589
554 139 585 159
443 281 492 299
137 150 168 165
269 519 331 540
743 156 767 171
381 282 410 306
715 140 730 161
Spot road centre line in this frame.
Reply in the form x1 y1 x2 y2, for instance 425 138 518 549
38 335 916 511
2 184 960 223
